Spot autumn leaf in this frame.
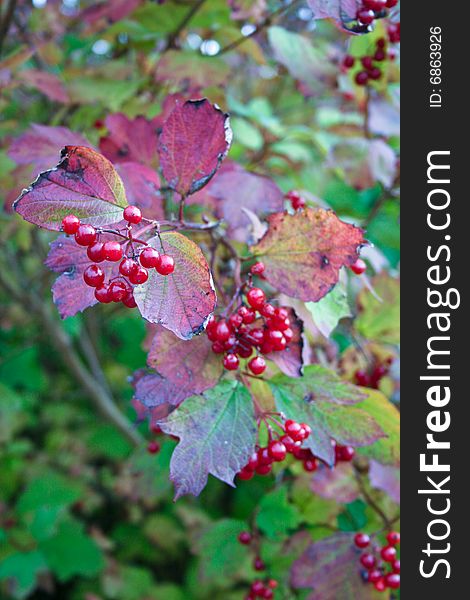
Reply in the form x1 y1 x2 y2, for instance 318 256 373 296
158 380 256 499
269 366 383 466
99 113 159 167
251 208 365 302
114 162 164 220
133 232 216 340
158 99 232 197
266 306 304 377
14 146 128 230
17 69 69 104
355 273 400 345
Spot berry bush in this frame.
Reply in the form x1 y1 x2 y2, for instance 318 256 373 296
0 1 400 599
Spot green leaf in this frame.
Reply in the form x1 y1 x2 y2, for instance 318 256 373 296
0 551 47 599
40 518 104 581
306 278 352 338
256 487 301 539
16 471 83 515
355 273 400 344
269 366 384 465
158 380 257 499
337 499 367 531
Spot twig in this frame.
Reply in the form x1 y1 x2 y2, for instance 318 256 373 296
166 0 207 49
354 466 392 528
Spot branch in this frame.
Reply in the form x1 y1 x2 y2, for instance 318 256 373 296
166 0 207 49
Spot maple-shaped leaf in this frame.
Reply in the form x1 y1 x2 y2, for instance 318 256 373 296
8 124 90 174
188 162 284 243
158 380 256 499
44 236 120 318
158 99 232 197
251 208 365 302
147 329 224 398
99 113 158 167
133 232 216 340
291 532 383 600
269 366 384 466
266 306 304 377
14 146 128 231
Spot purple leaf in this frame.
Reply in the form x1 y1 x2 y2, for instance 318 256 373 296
266 307 304 377
114 162 164 220
188 162 284 243
17 69 69 104
157 380 256 499
8 124 90 173
14 146 128 231
133 372 189 412
291 532 379 600
310 463 360 503
369 460 400 504
82 0 143 25
99 113 159 167
158 99 232 197
306 0 358 21
147 329 224 398
133 232 216 340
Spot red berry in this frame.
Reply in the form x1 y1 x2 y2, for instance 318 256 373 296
83 264 105 288
238 531 252 545
253 557 265 571
376 37 386 48
211 341 225 354
109 280 128 302
122 292 137 308
343 54 355 69
364 0 386 10
385 0 398 7
248 356 266 376
237 467 254 481
266 330 286 351
95 285 111 304
350 258 367 275
280 435 297 453
300 423 311 439
238 306 256 324
369 67 382 80
147 440 160 454
229 313 243 330
268 579 278 589
257 447 272 466
268 440 287 462
284 419 302 440
250 262 265 276
119 258 137 277
250 581 265 595
355 71 369 86
384 573 400 589
355 369 370 386
354 533 370 548
360 553 376 570
139 247 160 268
259 303 275 318
215 320 231 342
293 447 312 461
303 458 317 472
374 49 386 61
75 224 97 246
392 559 400 573
246 452 259 471
129 265 148 285
62 214 80 235
338 445 355 462
249 328 265 346
246 288 266 309
386 531 400 546
87 242 105 263
255 463 272 476
123 205 142 224
374 578 386 592
380 545 397 562
361 56 373 70
156 254 175 275
223 353 239 371
261 589 273 600
237 344 253 359
368 569 382 583
283 327 294 343
357 9 375 25
103 241 123 262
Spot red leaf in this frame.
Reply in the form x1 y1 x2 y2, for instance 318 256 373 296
134 232 216 340
291 533 379 599
82 0 143 25
147 329 224 398
99 113 159 167
114 162 164 220
17 69 69 104
188 162 284 243
266 306 304 377
8 124 90 173
45 236 119 318
251 208 365 302
158 99 232 197
14 146 128 231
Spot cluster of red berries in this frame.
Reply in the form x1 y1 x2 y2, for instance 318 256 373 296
61 207 174 308
355 357 393 389
285 190 306 211
343 37 390 86
237 532 278 599
207 284 293 375
354 531 400 592
354 0 398 29
387 21 400 43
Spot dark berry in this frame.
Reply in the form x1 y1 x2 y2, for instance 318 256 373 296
376 37 386 48
255 463 272 476
386 531 400 546
123 205 142 224
343 54 355 69
385 0 398 7
392 559 400 573
253 557 265 571
83 264 105 288
237 344 253 359
62 214 80 235
303 458 317 472
338 445 355 462
238 467 254 481
355 71 369 86
223 353 239 371
129 265 148 284
369 67 382 80
385 573 400 589
75 224 97 246
119 258 138 277
246 287 266 309
156 254 174 275
139 247 160 268
374 49 386 61
355 369 370 386
380 545 397 562
280 434 297 453
363 0 386 10
367 569 382 583
350 258 367 275
103 240 123 262
268 440 287 462
360 553 376 570
248 356 266 376
95 285 111 304
109 280 128 302
354 533 370 548
122 292 137 308
87 242 105 263
250 581 265 595
261 589 273 600
361 56 374 70
147 440 160 454
250 261 265 276
238 531 252 545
